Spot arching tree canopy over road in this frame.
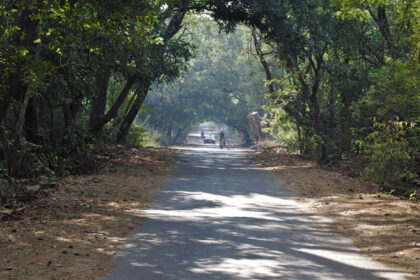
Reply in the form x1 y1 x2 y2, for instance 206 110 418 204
141 16 266 145
0 0 419 191
0 2 419 278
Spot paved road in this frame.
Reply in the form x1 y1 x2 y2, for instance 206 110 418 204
104 148 408 280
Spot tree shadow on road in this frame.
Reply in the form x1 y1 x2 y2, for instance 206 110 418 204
105 150 408 279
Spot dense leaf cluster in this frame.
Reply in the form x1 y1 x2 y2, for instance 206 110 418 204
202 0 419 189
0 0 193 180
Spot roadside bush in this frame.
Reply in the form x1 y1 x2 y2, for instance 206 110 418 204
146 129 163 147
354 60 420 190
263 107 300 152
127 123 149 146
362 121 419 189
58 127 93 157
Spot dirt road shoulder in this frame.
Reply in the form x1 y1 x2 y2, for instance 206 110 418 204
251 151 420 279
0 147 177 280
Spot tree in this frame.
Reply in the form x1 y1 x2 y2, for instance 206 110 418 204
0 0 193 177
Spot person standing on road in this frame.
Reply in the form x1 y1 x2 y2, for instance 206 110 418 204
219 129 225 147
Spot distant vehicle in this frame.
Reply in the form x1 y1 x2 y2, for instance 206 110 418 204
204 136 216 144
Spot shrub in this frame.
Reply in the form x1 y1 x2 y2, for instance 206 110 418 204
409 191 417 201
362 121 418 189
127 123 149 146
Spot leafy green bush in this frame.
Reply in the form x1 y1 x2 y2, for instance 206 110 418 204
409 191 417 201
59 127 93 157
384 189 396 196
354 59 420 190
146 129 163 147
30 152 60 178
362 121 418 189
263 107 300 152
127 123 149 146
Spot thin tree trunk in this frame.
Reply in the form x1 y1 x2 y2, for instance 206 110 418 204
172 126 187 145
162 0 191 42
0 96 12 125
376 6 398 59
122 92 137 119
0 121 12 175
15 87 31 140
63 104 73 130
361 38 386 65
252 28 276 94
243 131 253 147
173 129 182 144
340 58 353 154
166 126 173 145
308 95 322 135
49 101 54 146
294 57 326 161
296 122 304 154
24 98 42 144
16 21 42 141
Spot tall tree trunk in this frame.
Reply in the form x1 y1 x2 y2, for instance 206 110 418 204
25 99 41 144
49 101 55 146
341 92 352 154
15 87 31 140
122 92 137 119
340 58 353 155
0 96 12 125
293 59 326 161
89 70 111 141
64 92 84 130
243 131 253 147
308 94 323 135
309 56 327 161
117 83 150 144
63 104 74 130
308 93 326 161
172 126 187 145
89 76 136 135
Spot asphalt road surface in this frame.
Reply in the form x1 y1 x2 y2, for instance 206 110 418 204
104 148 408 280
